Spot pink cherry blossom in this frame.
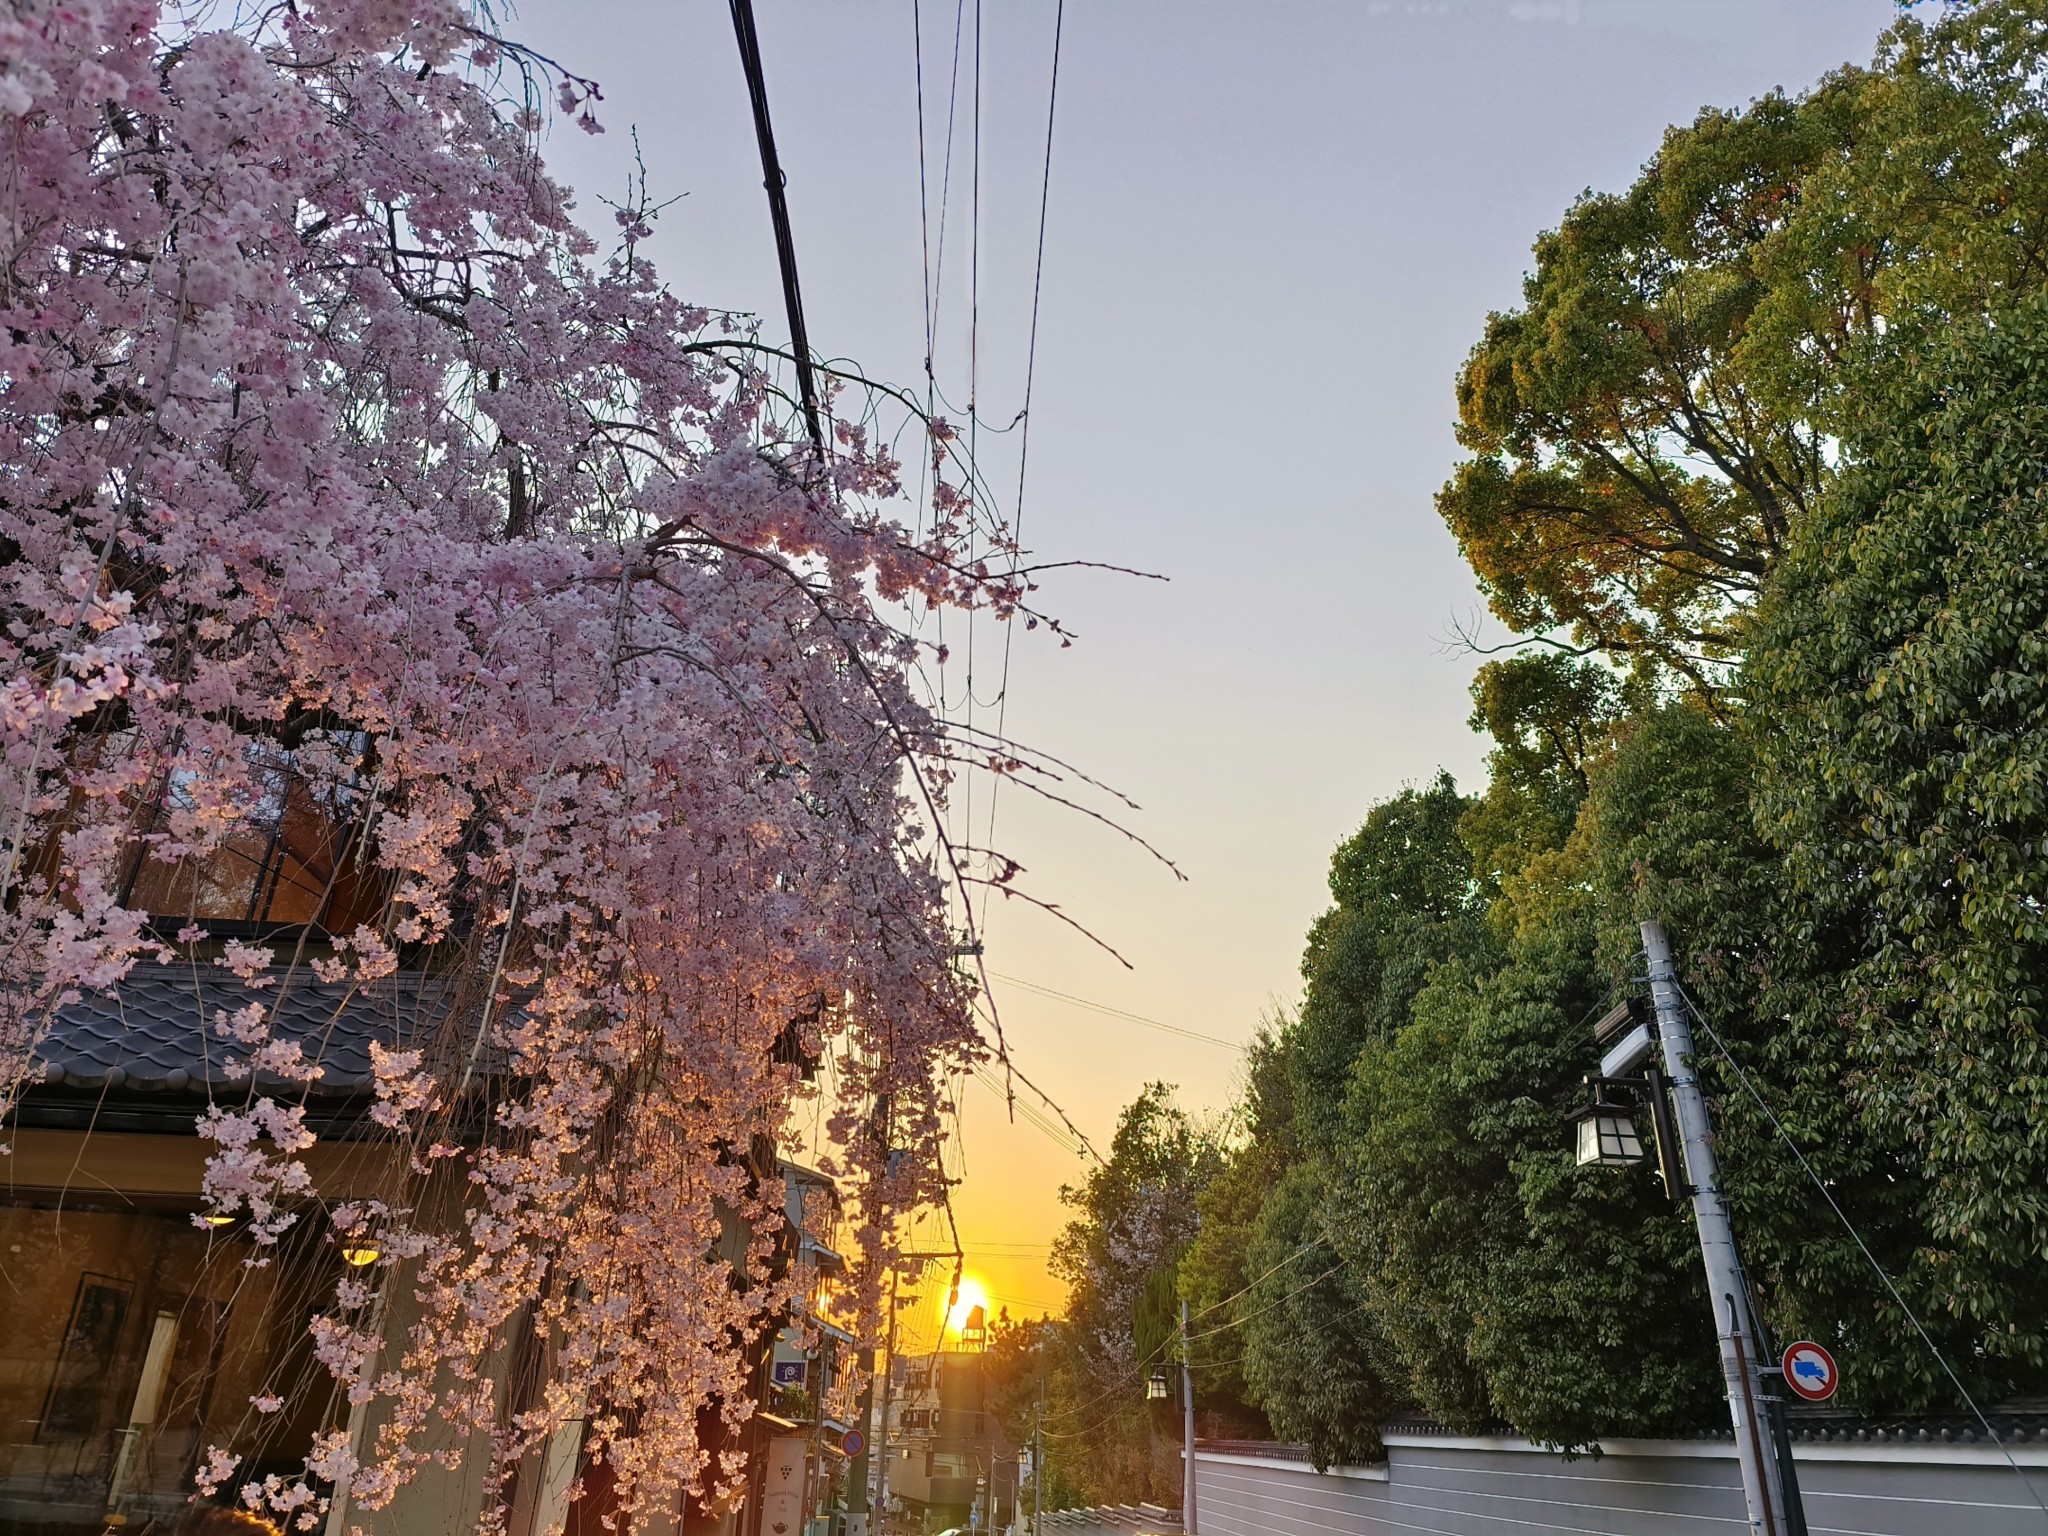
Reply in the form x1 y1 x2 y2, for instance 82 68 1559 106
0 0 1011 1526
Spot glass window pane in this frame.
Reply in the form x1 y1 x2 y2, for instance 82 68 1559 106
0 1205 337 1536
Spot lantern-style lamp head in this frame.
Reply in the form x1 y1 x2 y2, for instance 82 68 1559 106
1146 1367 1170 1401
1573 1099 1646 1168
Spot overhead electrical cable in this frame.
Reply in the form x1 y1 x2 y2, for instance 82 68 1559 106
990 971 1245 1052
1043 1244 1343 1431
1676 984 2048 1522
969 1061 1086 1157
962 0 984 896
977 0 1067 934
726 0 825 459
913 0 970 921
1183 1237 1328 1326
1185 1258 1351 1347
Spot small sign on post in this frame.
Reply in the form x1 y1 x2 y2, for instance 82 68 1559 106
840 1427 866 1458
1781 1340 1839 1402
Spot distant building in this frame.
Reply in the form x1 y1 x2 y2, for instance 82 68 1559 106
878 1309 1016 1533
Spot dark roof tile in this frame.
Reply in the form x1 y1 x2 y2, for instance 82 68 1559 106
32 963 477 1096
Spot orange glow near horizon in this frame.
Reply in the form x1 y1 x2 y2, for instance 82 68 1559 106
944 1275 992 1337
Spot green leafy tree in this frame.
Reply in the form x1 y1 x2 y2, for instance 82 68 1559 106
984 1313 1090 1516
1046 1084 1222 1503
1237 1161 1399 1468
1290 773 1494 1151
1200 1 2048 1458
1748 291 2048 1391
1179 1027 1293 1427
1235 781 1493 1460
1341 925 1720 1446
1581 704 1945 1413
1460 654 1633 909
1439 0 2048 687
1439 89 1837 682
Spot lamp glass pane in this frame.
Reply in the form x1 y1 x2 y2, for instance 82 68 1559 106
1597 1112 1644 1166
1577 1110 1644 1166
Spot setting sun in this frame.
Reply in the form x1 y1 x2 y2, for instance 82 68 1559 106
943 1275 991 1337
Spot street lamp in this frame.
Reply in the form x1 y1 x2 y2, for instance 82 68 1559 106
1146 1368 1169 1402
1569 1070 1684 1198
1562 922 1805 1536
1571 1094 1645 1168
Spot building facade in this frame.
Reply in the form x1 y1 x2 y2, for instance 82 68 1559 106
876 1322 1015 1534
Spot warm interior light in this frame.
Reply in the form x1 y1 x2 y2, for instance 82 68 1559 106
201 1213 235 1228
340 1243 380 1267
1575 1106 1646 1168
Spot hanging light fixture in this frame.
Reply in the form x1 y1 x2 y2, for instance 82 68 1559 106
1572 1096 1646 1168
340 1241 381 1267
1146 1368 1169 1402
200 1212 235 1228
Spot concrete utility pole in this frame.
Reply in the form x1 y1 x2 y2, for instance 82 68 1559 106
1032 1376 1045 1536
1642 920 1793 1536
869 1268 896 1525
1032 1376 1048 1536
848 1339 875 1536
1178 1300 1197 1535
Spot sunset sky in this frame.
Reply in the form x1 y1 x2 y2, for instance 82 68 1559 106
517 0 1900 1324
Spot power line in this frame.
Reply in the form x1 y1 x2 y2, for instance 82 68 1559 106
978 0 1067 929
969 1060 1087 1158
964 0 984 914
1676 984 2048 1524
1041 1246 1343 1432
1185 1237 1327 1327
990 971 1246 1052
726 0 825 460
1186 1258 1350 1347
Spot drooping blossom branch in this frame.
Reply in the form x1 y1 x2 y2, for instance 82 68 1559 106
0 0 1023 1528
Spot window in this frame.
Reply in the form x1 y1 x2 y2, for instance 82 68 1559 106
0 1200 341 1536
117 742 383 930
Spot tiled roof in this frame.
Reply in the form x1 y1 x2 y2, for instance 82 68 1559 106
31 962 477 1096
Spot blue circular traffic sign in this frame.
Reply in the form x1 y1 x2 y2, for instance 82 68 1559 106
1782 1340 1838 1402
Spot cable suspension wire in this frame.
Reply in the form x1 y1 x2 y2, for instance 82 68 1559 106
977 0 1067 933
1676 984 2048 1522
727 0 826 460
925 0 969 385
961 0 984 905
969 1060 1086 1157
1183 1237 1328 1327
991 971 1244 1051
1042 1244 1344 1432
1185 1258 1350 1347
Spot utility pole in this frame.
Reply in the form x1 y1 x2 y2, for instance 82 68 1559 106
867 1266 898 1529
1642 920 1796 1536
1178 1300 1197 1535
1031 1375 1045 1536
849 1338 875 1536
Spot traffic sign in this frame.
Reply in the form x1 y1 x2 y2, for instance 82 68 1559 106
840 1428 866 1458
1781 1340 1839 1402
